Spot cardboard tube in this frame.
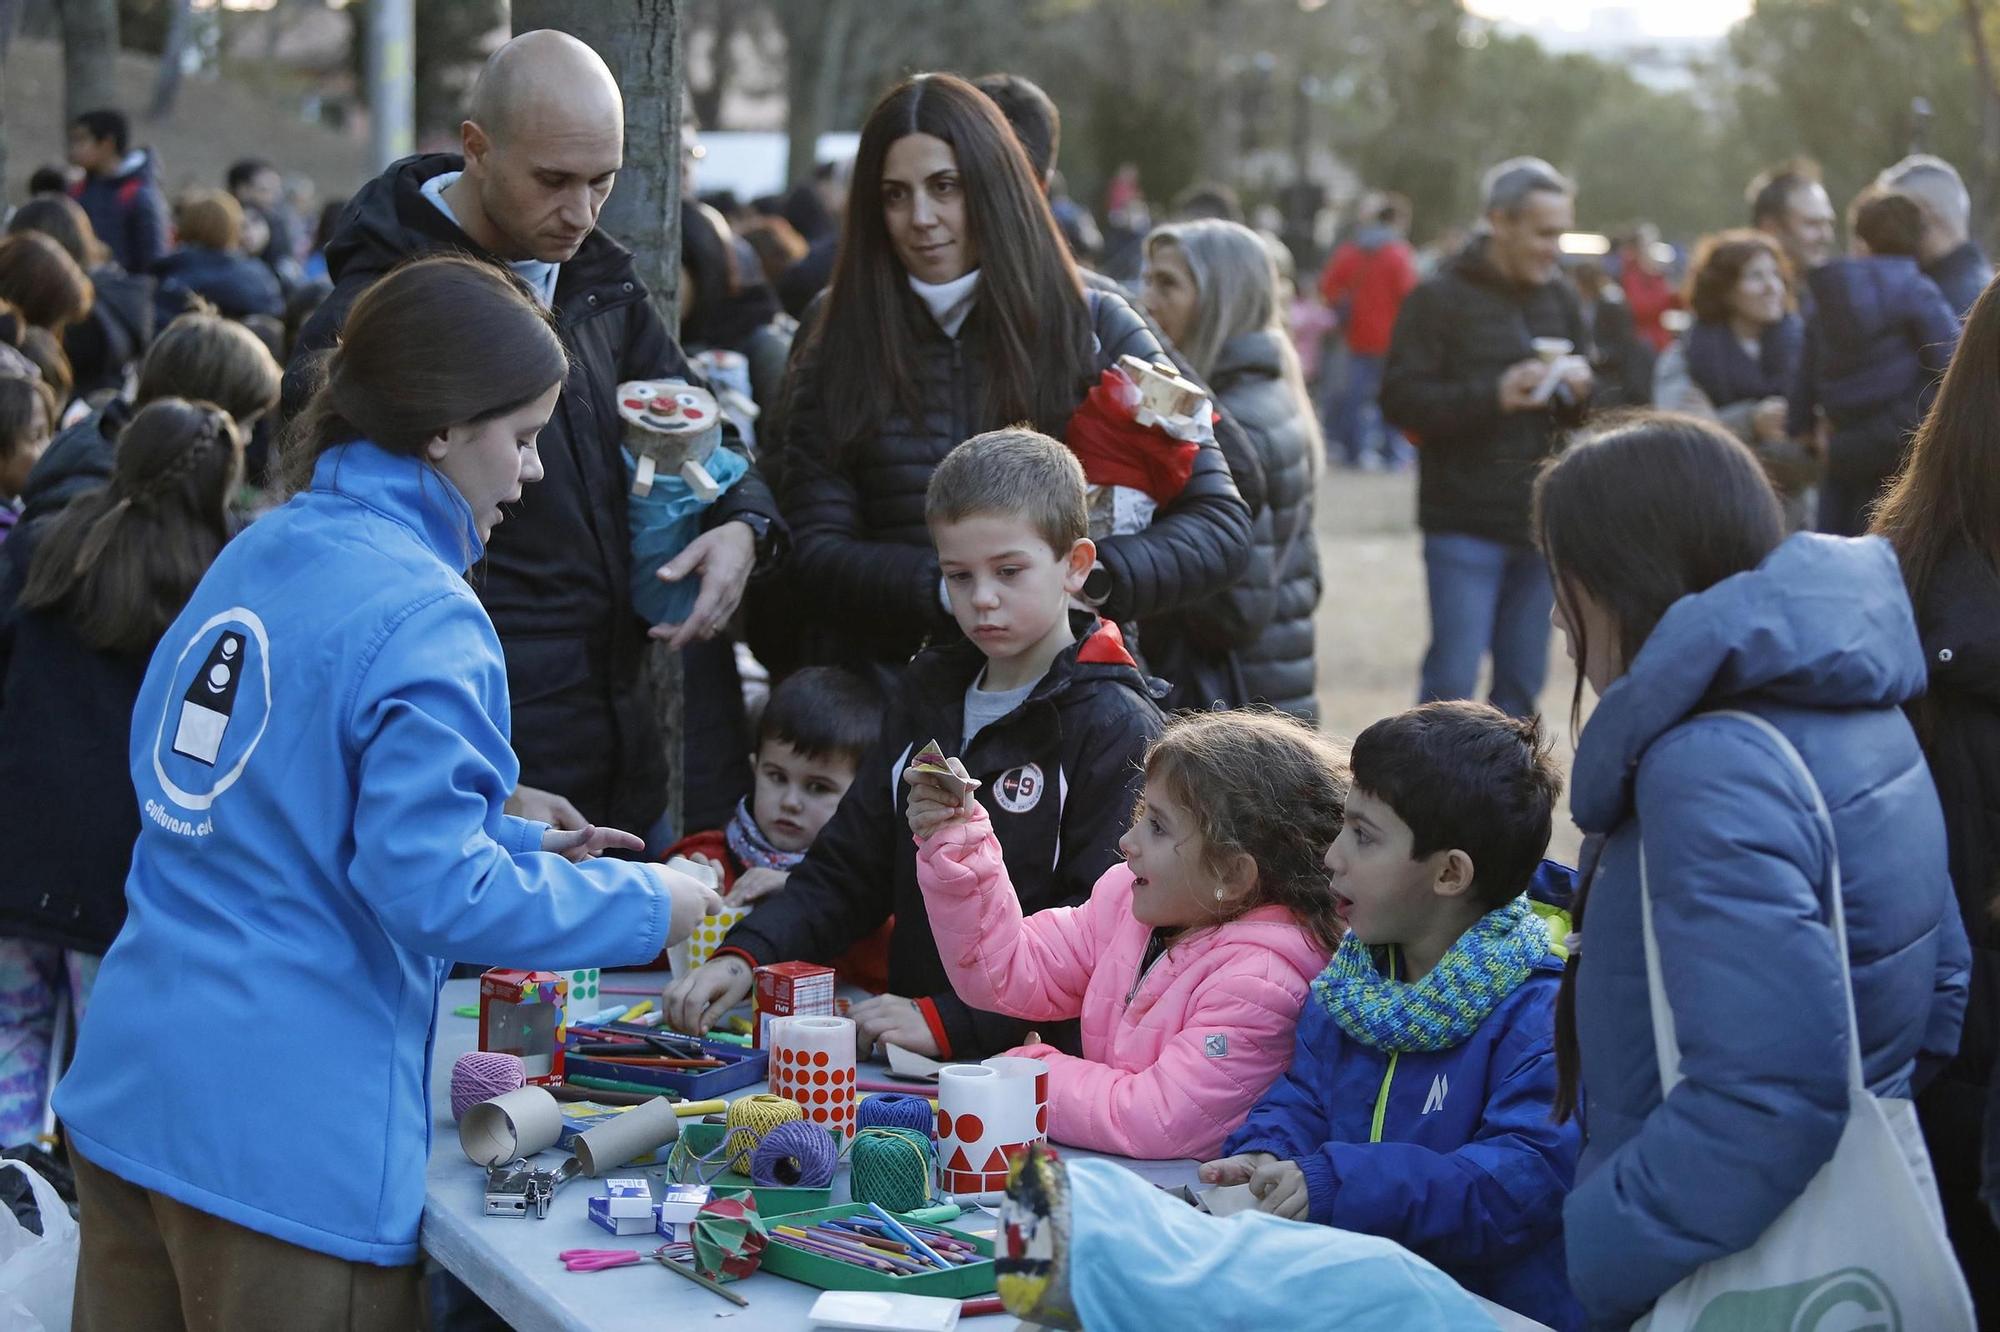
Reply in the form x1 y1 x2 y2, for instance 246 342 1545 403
574 1095 683 1177
459 1086 562 1166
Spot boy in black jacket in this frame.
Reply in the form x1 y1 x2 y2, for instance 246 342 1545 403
664 429 1165 1058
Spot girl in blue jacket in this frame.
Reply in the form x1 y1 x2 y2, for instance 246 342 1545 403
54 256 722 1329
1539 414 1968 1327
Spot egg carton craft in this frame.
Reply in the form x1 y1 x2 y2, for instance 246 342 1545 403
618 379 724 500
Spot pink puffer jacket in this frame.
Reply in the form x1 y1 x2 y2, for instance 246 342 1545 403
915 809 1330 1160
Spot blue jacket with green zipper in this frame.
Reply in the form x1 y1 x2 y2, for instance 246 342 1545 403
1222 867 1583 1331
54 440 675 1266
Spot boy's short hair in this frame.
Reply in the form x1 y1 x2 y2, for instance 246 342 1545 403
925 427 1088 553
72 110 129 155
176 189 244 252
1850 188 1925 258
1351 701 1561 911
758 666 885 768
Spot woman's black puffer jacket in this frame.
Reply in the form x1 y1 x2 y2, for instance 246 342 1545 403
776 285 1251 677
1152 327 1322 719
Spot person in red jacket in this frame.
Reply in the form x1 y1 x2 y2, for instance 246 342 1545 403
1617 223 1683 353
1319 193 1418 469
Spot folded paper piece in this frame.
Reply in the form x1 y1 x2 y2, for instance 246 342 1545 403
905 740 980 802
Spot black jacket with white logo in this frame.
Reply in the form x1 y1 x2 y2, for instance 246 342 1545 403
721 614 1165 1058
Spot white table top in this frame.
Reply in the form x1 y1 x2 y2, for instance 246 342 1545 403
422 975 1200 1332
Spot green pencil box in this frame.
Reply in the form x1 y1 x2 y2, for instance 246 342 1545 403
666 1121 834 1217
758 1203 996 1297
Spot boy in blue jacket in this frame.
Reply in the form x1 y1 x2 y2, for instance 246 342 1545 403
1202 701 1582 1330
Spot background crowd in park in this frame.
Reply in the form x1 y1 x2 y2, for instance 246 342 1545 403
0 2 1993 1330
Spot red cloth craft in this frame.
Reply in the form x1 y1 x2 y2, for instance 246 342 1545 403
1063 366 1201 505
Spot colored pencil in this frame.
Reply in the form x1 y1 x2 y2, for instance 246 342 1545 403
617 1000 655 1022
856 1079 938 1097
566 1072 681 1098
865 1202 953 1269
672 1098 728 1117
650 1251 749 1307
962 1296 1006 1316
774 1226 926 1273
768 1234 900 1273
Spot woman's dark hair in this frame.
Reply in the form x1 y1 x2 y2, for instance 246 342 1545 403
19 398 242 654
1684 229 1792 324
1873 268 2000 723
741 216 808 289
138 312 282 424
19 329 73 405
6 195 108 270
680 200 779 351
805 73 1091 456
0 232 93 333
278 255 566 494
1533 412 1786 1121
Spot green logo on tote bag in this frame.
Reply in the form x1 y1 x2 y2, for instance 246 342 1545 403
1691 1269 1899 1332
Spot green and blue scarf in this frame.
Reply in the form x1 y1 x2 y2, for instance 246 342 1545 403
1313 896 1557 1053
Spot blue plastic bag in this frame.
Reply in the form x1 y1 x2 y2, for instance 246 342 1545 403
1064 1159 1501 1331
627 444 750 629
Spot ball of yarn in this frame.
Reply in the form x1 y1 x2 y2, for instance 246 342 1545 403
724 1093 802 1174
857 1092 935 1139
450 1051 525 1122
849 1127 934 1214
749 1119 838 1189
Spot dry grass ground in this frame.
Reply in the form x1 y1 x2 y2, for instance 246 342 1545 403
1309 465 1587 864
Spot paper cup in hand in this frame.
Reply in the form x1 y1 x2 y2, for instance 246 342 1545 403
1531 337 1573 364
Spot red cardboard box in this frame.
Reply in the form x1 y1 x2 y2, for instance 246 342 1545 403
753 961 835 1048
479 968 569 1085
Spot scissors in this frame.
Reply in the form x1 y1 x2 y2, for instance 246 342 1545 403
559 1248 643 1273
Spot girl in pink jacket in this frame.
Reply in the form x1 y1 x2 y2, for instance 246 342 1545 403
907 711 1347 1160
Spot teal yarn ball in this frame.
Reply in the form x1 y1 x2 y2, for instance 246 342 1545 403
848 1127 934 1214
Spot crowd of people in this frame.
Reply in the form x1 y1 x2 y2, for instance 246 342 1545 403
0 23 1991 1332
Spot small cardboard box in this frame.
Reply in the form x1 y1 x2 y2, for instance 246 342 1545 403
754 961 835 1048
478 969 568 1086
588 1179 654 1236
655 1181 711 1242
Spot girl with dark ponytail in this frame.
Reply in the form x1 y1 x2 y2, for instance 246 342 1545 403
1535 412 1966 1326
0 397 241 1145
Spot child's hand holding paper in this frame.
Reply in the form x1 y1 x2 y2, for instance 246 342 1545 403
903 740 981 842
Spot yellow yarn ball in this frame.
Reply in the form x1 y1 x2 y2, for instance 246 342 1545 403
724 1093 803 1174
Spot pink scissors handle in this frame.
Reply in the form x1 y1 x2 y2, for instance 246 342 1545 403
559 1248 642 1272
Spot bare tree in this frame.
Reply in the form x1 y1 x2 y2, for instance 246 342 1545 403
53 0 117 123
510 0 687 831
772 0 858 187
147 0 192 122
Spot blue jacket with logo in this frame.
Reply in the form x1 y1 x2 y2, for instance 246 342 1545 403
54 441 674 1266
1223 885 1583 1331
1564 533 1968 1326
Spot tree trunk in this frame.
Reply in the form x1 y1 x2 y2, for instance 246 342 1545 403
775 0 854 187
1961 0 2000 248
53 0 118 125
511 0 686 835
146 0 191 122
0 0 19 201
688 0 737 131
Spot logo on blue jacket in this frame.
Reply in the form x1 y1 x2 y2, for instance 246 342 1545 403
149 608 272 812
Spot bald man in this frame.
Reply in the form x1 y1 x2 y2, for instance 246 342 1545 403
1879 154 1992 319
284 30 783 838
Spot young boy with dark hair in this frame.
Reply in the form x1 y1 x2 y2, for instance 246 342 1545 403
65 109 170 275
664 666 885 906
1200 700 1583 1331
663 428 1165 1059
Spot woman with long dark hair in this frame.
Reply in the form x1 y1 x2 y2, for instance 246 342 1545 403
1873 272 2000 1320
776 73 1249 682
1537 414 1966 1326
51 258 720 1328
